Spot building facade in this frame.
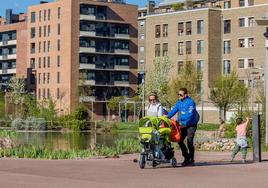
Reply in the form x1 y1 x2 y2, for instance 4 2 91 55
27 0 138 118
138 0 268 122
0 10 27 90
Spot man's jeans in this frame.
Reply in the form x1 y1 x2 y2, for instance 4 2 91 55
178 126 197 161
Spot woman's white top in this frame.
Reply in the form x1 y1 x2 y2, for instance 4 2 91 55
147 102 163 117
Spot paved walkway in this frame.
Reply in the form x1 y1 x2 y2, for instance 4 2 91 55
0 152 268 188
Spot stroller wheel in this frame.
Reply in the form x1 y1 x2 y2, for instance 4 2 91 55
171 157 177 167
139 154 146 169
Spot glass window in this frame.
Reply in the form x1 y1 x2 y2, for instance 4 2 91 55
47 73 50 84
31 12 36 23
197 40 204 54
57 72 60 83
239 18 245 27
58 24 60 35
39 26 42 37
178 22 184 36
43 41 46 52
178 42 184 55
239 0 245 7
224 1 231 9
163 43 168 56
186 41 192 54
48 9 51 21
248 17 254 27
44 25 46 37
44 10 47 21
239 59 245 68
155 44 160 57
197 20 204 34
248 59 254 67
57 88 60 99
186 22 192 35
248 38 254 47
178 61 183 73
43 57 46 68
140 34 145 40
239 39 245 48
140 21 145 27
58 40 60 51
223 60 231 74
47 56 50 68
224 20 231 34
163 24 168 37
31 27 36 38
140 46 144 52
58 7 61 19
39 10 42 22
39 57 41 68
223 40 231 54
38 89 41 100
155 25 161 38
48 25 50 36
43 73 46 84
48 41 50 52
197 60 204 73
57 56 60 67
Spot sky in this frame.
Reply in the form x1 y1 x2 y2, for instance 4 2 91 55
0 0 150 17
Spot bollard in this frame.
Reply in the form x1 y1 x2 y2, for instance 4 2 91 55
252 115 261 162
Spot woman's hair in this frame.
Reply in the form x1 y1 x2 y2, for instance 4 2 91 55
148 91 158 101
236 118 243 125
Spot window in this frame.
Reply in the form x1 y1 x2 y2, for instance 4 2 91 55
197 20 204 34
58 23 60 35
43 73 46 84
30 58 35 69
178 61 183 73
224 1 231 9
239 39 245 48
224 20 231 34
57 88 60 99
163 24 168 37
48 25 50 36
48 41 50 52
43 57 46 68
178 22 184 36
47 56 50 68
57 72 60 83
155 44 160 57
140 34 145 40
57 56 60 67
31 43 35 54
47 73 50 84
248 59 254 67
224 40 231 54
38 73 41 84
197 40 204 54
38 57 41 68
178 42 184 55
43 41 46 52
223 60 231 74
39 10 42 22
248 38 254 47
155 25 161 38
58 40 60 51
44 26 46 37
38 89 41 100
248 0 254 6
43 88 46 99
248 17 254 27
31 12 36 23
31 27 36 38
239 18 245 27
48 9 51 21
44 10 47 21
239 59 245 68
58 7 61 19
197 60 204 73
47 88 50 99
239 0 245 7
139 59 144 64
186 41 192 54
39 42 41 53
140 20 145 27
140 46 144 52
163 43 168 56
39 26 42 37
186 22 192 35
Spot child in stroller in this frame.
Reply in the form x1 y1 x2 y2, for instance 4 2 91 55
138 116 179 168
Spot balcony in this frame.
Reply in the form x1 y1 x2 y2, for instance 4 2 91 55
79 96 96 102
79 63 96 69
114 80 130 87
114 65 129 70
114 34 130 39
84 80 95 85
80 47 96 53
80 14 96 21
8 54 16 60
114 49 130 55
0 68 16 75
0 40 17 46
80 31 96 37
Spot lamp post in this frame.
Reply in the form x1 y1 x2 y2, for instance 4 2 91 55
256 17 268 145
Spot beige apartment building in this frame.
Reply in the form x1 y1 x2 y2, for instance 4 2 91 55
0 10 28 90
138 0 268 122
27 0 138 118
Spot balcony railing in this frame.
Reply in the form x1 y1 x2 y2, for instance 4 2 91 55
0 40 17 46
80 14 96 21
79 63 96 69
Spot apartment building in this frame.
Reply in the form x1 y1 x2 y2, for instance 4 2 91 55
138 0 268 122
0 9 27 90
27 0 138 117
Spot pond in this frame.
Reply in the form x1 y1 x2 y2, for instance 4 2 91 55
12 131 138 151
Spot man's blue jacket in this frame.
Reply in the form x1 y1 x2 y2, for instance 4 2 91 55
167 96 199 127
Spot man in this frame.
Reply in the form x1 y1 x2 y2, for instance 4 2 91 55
167 88 199 166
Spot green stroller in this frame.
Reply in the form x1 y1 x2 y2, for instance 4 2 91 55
138 116 177 168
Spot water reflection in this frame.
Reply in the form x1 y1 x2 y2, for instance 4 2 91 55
14 132 138 151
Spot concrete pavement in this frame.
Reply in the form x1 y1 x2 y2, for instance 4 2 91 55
0 152 268 188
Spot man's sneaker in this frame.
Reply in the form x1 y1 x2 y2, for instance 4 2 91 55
189 159 195 166
181 160 190 167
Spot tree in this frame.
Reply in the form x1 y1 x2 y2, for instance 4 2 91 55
8 77 27 117
143 57 174 107
172 3 184 11
210 72 248 120
166 60 202 107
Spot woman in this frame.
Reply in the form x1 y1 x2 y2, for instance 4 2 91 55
147 92 163 117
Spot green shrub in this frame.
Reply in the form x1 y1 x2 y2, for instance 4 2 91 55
11 118 24 130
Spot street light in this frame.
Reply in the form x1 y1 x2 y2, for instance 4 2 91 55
255 16 268 146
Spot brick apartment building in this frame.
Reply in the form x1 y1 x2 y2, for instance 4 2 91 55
138 0 268 122
0 10 28 90
26 0 138 118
